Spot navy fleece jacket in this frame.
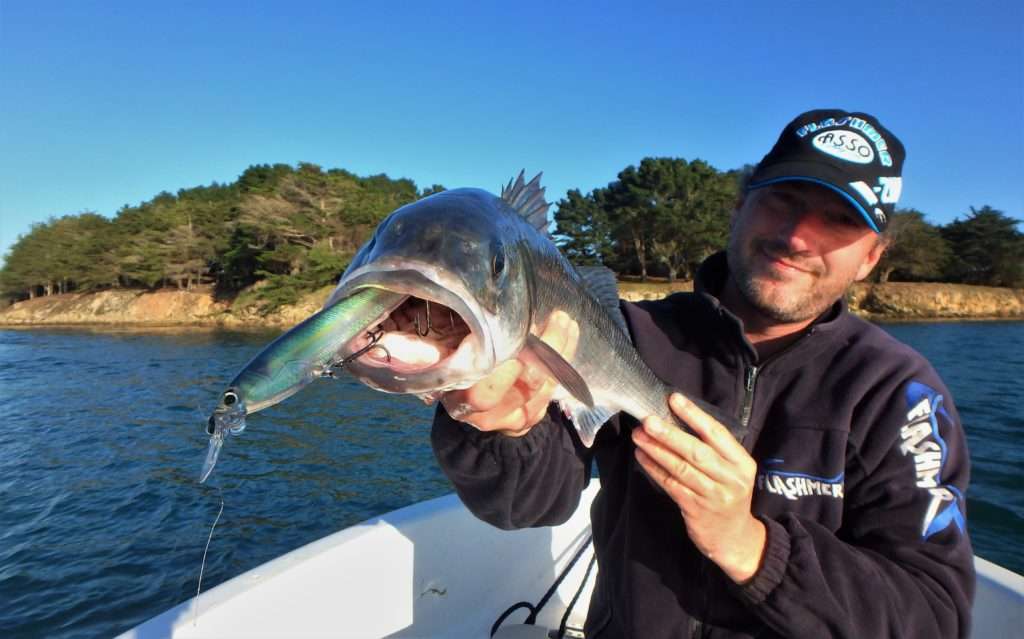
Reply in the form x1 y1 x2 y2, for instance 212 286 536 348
432 253 975 638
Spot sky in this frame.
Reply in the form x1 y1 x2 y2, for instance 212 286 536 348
2 1 1022 263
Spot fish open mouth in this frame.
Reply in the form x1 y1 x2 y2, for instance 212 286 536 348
330 263 491 386
343 295 473 374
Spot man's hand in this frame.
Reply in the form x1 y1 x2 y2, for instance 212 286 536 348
632 393 766 584
440 310 579 437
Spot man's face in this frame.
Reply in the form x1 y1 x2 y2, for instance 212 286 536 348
726 182 885 323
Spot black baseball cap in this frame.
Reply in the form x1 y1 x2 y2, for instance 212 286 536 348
747 109 905 233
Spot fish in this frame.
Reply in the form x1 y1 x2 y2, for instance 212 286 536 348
201 172 685 482
322 172 681 445
200 287 407 483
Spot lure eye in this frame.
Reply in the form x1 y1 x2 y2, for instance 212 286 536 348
206 416 216 435
223 391 238 407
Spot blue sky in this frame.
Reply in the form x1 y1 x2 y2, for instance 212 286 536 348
2 1 1022 263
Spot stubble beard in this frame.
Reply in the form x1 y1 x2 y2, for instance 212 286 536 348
727 237 851 324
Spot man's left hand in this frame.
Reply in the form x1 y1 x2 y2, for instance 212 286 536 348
632 393 767 584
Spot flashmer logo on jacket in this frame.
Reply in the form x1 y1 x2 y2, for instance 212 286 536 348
899 381 967 539
756 459 844 501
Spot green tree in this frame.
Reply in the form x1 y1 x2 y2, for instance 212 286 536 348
941 206 1024 287
554 188 615 265
58 213 120 291
38 216 80 294
552 158 737 280
0 162 491 305
224 164 426 308
231 164 418 283
641 158 734 282
874 209 951 282
1 223 53 298
605 164 658 280
173 183 242 289
420 184 447 198
112 193 177 288
0 213 118 296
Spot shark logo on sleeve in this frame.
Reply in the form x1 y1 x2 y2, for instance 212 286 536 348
899 381 966 539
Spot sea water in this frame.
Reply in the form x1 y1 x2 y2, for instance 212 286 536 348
0 322 1020 638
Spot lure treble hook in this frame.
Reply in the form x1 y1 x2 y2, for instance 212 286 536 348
335 325 391 368
414 300 432 337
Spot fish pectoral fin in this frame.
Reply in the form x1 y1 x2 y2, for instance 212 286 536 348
523 334 594 408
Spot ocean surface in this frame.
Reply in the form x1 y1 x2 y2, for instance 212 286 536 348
0 321 1021 638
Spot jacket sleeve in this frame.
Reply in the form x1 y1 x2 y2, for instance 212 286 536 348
736 372 975 638
430 404 592 530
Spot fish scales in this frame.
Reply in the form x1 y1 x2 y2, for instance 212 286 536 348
523 230 678 440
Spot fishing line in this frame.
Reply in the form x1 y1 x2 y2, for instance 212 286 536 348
194 485 225 627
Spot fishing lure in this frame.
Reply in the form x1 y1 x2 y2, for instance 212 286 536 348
201 288 407 483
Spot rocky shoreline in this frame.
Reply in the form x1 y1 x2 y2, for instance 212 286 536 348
1 282 1022 329
619 281 1024 320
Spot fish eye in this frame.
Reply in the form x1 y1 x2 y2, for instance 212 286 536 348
223 391 238 407
491 242 505 277
206 416 216 435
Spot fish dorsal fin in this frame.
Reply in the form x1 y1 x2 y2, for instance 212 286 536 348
501 170 550 234
577 265 628 335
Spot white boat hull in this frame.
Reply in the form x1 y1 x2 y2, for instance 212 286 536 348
122 483 1022 638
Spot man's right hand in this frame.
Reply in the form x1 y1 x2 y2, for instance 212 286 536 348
440 310 579 437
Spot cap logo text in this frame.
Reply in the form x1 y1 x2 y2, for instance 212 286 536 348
795 115 894 167
812 131 875 164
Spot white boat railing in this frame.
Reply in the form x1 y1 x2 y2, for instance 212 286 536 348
972 555 1024 638
121 483 1024 638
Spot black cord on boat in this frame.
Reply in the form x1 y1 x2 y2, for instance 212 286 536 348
489 534 593 637
489 601 535 637
558 551 597 638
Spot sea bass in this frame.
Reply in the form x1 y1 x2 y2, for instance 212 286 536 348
201 173 682 483
201 287 407 482
324 172 680 444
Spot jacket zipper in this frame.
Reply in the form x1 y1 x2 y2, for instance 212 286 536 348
739 328 815 431
741 365 759 428
688 369 759 639
688 331 815 634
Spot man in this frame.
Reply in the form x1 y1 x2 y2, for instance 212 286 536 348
431 110 975 638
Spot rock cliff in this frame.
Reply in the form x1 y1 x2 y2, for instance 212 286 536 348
846 282 1024 319
0 289 229 325
2 282 1022 327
